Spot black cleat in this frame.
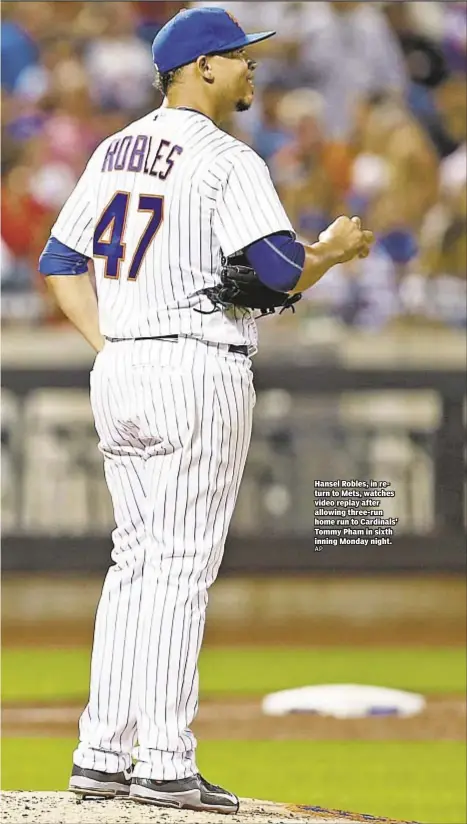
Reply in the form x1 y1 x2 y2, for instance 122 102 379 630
68 764 132 799
130 772 239 814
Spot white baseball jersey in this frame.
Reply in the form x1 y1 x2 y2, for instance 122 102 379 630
65 106 291 785
52 107 294 354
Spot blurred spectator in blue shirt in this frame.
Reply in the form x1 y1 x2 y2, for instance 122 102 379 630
83 2 155 113
250 83 290 163
304 241 400 331
300 2 407 143
1 2 51 92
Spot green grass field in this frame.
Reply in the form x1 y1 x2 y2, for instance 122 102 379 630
2 645 466 823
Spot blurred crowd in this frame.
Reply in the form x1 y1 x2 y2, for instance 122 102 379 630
2 1 466 330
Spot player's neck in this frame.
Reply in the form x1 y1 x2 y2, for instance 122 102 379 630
165 92 226 126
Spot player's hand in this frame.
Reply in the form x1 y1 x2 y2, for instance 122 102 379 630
319 216 375 265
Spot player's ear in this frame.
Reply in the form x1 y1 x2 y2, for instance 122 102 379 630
196 55 215 84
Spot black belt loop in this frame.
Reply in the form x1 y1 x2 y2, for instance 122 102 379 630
104 335 248 356
226 344 249 356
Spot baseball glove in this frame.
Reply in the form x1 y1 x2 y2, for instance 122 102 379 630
194 251 302 318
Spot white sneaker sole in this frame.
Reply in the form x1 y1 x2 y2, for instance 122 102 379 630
69 776 130 798
129 784 239 814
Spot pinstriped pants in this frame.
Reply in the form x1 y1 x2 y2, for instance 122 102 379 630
74 336 255 780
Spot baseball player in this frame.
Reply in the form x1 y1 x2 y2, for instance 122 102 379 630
39 7 373 815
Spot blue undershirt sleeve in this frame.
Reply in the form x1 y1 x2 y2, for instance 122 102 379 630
38 235 90 276
244 232 305 292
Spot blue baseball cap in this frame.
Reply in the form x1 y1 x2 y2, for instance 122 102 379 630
152 7 276 74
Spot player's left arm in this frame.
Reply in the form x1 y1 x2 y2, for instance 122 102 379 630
213 149 373 294
38 155 104 353
244 232 305 292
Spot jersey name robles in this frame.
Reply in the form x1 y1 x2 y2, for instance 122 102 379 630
52 107 294 354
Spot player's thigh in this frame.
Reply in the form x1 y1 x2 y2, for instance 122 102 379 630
143 353 254 560
209 353 255 489
149 350 254 489
90 349 147 558
90 345 145 453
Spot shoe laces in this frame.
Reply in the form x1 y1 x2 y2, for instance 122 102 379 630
197 774 225 793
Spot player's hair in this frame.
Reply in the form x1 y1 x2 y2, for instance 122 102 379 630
153 66 184 96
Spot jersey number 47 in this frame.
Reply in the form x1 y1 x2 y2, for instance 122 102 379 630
94 191 164 281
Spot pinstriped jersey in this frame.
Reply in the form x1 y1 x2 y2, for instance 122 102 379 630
51 107 294 353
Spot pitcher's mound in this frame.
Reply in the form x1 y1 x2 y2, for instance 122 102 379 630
0 792 418 824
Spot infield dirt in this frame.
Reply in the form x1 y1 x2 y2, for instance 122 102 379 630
0 793 420 824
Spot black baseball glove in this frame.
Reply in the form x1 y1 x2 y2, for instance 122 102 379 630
194 251 302 318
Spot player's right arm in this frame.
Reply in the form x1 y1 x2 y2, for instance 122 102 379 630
40 251 104 354
38 156 104 353
290 216 374 294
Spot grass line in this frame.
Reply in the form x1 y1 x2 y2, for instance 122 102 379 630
2 646 465 702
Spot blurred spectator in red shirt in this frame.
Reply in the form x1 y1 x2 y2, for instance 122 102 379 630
42 86 103 175
1 157 52 272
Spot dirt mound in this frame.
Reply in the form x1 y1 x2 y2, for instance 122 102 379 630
0 793 418 824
